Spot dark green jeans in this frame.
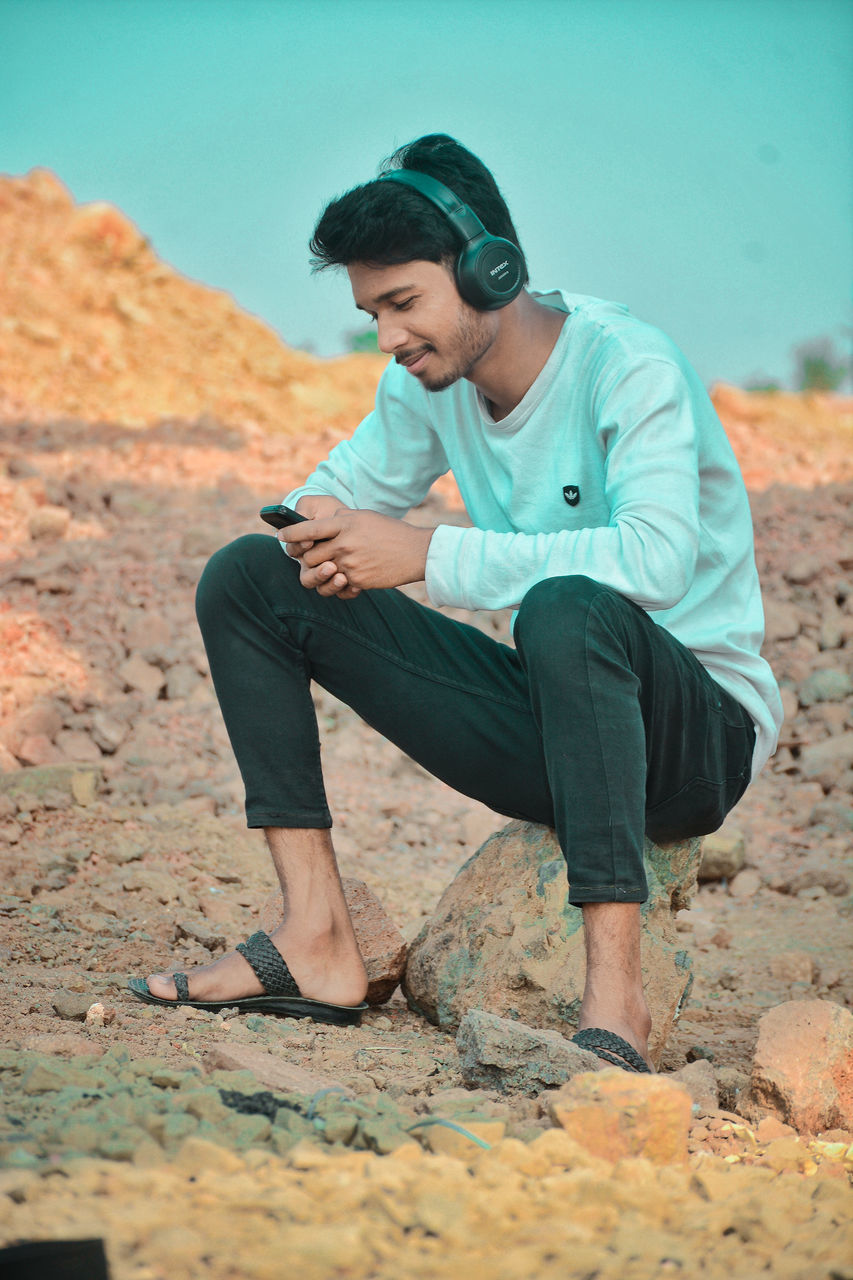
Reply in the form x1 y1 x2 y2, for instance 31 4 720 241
195 534 755 905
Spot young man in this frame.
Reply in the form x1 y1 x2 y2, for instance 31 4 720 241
131 134 782 1072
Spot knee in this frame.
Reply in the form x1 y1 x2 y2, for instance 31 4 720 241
516 575 601 640
195 534 294 624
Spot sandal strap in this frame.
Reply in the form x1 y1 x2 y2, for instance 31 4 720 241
235 931 301 998
572 1027 651 1074
173 973 189 1001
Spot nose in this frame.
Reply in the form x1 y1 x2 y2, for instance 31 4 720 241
376 313 409 355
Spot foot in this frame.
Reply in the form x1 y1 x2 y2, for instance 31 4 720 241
144 918 369 1009
576 995 653 1071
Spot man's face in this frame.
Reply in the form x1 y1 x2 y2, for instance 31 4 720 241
348 260 498 392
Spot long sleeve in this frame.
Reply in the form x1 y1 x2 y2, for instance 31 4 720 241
284 361 450 516
425 357 701 612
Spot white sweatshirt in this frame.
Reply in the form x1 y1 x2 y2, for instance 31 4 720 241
285 291 783 777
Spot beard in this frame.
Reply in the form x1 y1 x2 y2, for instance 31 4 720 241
415 306 496 392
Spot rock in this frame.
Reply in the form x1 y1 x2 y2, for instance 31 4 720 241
798 732 853 790
28 504 71 540
727 868 762 898
204 1044 353 1098
54 729 102 763
784 553 825 585
548 1068 692 1164
755 1115 797 1141
669 1059 718 1112
797 669 853 707
122 610 172 656
9 698 64 745
119 652 167 698
175 917 227 952
403 821 701 1066
0 744 21 773
165 663 202 700
784 868 850 898
421 1118 506 1158
807 800 853 832
52 991 94 1021
0 762 102 807
698 831 746 881
715 1065 748 1113
763 600 801 643
16 734 63 766
747 1000 853 1133
770 951 817 985
90 709 129 753
455 1009 602 1094
260 876 407 1006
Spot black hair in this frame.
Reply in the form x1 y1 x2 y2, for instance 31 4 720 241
309 133 526 283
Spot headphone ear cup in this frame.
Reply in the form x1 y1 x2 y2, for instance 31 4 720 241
456 235 525 310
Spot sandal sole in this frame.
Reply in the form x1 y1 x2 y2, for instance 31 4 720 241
127 978 367 1026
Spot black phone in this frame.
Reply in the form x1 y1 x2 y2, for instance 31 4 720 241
259 504 308 530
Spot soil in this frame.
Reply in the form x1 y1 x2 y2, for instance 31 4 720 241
0 170 851 1278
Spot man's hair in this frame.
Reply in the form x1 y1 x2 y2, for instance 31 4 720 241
309 133 527 283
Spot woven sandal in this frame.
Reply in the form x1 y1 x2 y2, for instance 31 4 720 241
572 1027 652 1073
127 930 368 1026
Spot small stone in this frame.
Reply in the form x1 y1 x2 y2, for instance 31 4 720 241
456 1009 602 1094
421 1118 506 1158
728 869 762 898
755 1115 797 1142
90 709 128 753
204 1043 353 1098
16 734 63 766
52 991 94 1021
119 652 167 698
669 1059 718 1112
784 553 824 585
698 832 746 881
54 729 102 764
770 950 817 985
797 669 853 707
28 504 71 540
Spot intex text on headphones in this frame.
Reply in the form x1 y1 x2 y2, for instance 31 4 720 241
378 169 525 311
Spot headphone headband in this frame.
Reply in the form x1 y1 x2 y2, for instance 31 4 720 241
377 168 525 311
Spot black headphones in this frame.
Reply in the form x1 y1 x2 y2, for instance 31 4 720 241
378 169 526 311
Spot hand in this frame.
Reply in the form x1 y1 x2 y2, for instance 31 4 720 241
288 509 434 598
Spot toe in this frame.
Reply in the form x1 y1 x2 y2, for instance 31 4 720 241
145 973 177 1000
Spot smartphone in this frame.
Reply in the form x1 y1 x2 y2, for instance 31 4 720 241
259 503 308 530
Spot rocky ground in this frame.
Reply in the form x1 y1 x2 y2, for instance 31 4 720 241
0 397 851 1278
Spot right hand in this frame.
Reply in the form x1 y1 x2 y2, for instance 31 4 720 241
281 497 361 599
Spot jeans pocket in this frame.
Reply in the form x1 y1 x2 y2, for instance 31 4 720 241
645 770 749 844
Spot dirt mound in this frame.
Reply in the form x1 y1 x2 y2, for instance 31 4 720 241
710 383 853 491
0 168 385 434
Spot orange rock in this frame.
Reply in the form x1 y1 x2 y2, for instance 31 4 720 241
548 1068 692 1164
748 999 853 1134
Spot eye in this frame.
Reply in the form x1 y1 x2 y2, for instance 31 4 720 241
394 297 415 311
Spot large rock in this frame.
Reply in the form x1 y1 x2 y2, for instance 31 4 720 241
746 999 853 1134
402 821 701 1066
547 1068 693 1164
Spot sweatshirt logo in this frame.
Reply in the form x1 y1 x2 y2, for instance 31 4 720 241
563 484 580 507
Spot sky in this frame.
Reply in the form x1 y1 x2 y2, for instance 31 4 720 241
3 0 852 389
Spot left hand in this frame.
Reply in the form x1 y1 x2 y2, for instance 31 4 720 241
281 510 434 597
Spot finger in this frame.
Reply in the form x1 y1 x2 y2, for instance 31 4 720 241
300 561 339 590
316 572 349 597
280 533 314 555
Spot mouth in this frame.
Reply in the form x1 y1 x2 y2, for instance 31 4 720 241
397 348 431 375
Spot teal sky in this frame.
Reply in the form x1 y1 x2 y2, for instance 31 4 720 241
4 0 852 389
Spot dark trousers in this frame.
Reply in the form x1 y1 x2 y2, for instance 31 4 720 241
195 534 754 905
